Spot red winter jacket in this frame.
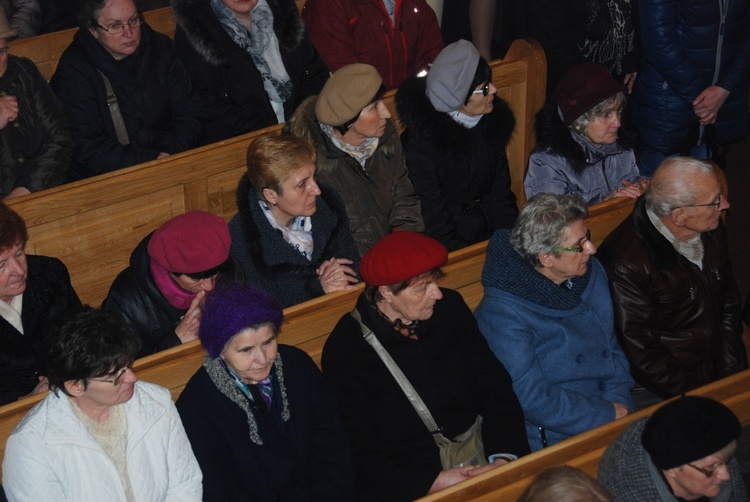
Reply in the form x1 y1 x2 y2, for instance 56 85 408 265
302 0 443 90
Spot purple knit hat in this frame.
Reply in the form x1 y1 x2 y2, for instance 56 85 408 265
199 283 284 358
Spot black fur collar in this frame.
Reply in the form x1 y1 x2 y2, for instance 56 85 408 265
172 0 306 66
395 76 515 153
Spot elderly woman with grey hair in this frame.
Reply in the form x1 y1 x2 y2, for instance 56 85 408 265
525 62 647 205
175 283 354 501
475 193 634 451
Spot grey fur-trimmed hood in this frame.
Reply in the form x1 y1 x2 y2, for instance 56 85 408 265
283 95 401 176
171 0 306 66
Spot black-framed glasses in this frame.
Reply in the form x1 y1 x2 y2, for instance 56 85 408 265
472 81 490 96
0 45 10 56
97 14 143 34
687 458 730 478
553 229 592 254
671 194 722 211
90 367 131 386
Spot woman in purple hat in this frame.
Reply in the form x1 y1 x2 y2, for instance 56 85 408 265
524 62 648 205
175 282 355 501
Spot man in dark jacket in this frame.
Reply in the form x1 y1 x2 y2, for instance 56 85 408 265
0 22 72 198
598 157 746 405
50 0 203 181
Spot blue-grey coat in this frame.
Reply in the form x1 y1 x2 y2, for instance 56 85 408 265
475 229 634 451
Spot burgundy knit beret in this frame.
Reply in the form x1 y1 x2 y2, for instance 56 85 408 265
360 231 448 286
199 283 284 359
147 210 230 274
555 62 626 125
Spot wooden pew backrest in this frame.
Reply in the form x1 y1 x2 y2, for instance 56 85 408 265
417 369 750 501
7 39 545 307
0 194 633 482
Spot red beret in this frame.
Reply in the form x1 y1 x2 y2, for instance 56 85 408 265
147 211 231 274
360 231 448 286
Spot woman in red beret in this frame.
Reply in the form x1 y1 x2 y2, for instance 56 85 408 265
322 231 530 500
103 210 244 357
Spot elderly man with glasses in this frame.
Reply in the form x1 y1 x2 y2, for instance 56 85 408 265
598 157 746 409
599 396 747 501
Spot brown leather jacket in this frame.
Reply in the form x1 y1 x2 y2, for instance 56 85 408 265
597 197 746 398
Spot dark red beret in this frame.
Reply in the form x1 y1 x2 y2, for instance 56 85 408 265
147 211 230 274
360 231 448 286
555 62 626 125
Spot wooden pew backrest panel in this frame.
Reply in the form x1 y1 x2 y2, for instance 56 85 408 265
7 40 544 307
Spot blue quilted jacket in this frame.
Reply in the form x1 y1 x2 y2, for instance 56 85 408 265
632 0 750 154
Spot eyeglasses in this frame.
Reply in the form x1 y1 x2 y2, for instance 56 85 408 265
687 458 731 478
0 45 10 56
472 82 491 96
97 14 143 34
553 229 592 254
90 367 131 386
671 194 722 211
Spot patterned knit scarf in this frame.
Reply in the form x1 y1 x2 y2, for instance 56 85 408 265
211 0 292 122
204 354 290 445
579 0 635 75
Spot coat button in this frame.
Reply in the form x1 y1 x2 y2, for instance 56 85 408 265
576 354 584 364
601 349 610 358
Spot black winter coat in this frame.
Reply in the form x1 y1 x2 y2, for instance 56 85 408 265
0 255 81 405
597 197 747 398
0 56 72 197
396 77 517 251
176 345 355 501
102 233 244 358
50 23 203 181
171 0 329 142
228 174 360 309
322 290 530 501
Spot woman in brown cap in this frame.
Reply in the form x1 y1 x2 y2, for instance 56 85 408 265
322 231 529 500
285 63 424 256
103 210 244 357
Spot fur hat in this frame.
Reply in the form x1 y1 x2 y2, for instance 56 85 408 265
147 211 230 274
426 40 481 112
555 62 626 125
641 396 741 470
199 283 284 359
315 64 382 126
360 231 448 286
